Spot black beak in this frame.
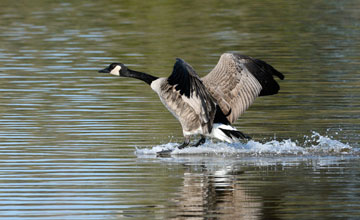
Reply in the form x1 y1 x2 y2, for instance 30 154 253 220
98 68 110 73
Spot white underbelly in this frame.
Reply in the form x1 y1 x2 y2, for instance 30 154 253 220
183 126 203 136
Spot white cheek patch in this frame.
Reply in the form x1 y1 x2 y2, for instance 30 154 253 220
110 65 121 76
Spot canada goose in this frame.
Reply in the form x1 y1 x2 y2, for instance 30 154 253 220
99 53 284 149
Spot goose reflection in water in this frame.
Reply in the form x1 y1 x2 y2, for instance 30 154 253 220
172 165 262 219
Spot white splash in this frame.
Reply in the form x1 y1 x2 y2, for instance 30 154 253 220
306 132 353 154
135 131 355 156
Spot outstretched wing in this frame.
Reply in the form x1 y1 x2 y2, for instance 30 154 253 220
202 53 284 124
168 58 216 133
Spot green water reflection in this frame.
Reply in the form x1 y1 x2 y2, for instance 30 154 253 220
0 0 359 219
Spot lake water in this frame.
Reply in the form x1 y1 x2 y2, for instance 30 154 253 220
0 0 360 219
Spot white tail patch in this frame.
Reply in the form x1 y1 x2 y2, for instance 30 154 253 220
210 123 238 143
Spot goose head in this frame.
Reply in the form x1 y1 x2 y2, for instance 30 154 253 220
98 63 129 77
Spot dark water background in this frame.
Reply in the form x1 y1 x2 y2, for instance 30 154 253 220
0 0 359 219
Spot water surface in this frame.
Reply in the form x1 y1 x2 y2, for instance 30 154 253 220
0 0 359 219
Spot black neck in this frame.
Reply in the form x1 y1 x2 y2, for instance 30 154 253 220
127 69 158 85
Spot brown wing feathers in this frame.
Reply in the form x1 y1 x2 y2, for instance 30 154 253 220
202 53 284 124
168 58 216 133
166 54 283 130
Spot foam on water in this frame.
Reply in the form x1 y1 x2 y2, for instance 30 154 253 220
135 131 357 157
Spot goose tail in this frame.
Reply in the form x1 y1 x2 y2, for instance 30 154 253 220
210 124 251 143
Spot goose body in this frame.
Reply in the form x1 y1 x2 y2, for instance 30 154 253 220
99 53 284 149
